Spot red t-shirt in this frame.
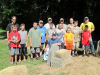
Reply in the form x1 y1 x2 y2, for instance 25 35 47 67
9 32 21 47
82 31 91 45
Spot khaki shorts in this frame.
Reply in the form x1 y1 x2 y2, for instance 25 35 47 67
30 47 40 53
73 42 80 50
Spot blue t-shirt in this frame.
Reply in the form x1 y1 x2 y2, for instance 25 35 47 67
48 38 62 48
37 26 46 43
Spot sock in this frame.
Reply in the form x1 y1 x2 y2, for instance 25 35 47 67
31 57 33 58
84 53 85 54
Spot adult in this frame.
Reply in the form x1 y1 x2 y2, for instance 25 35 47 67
80 17 95 56
37 20 46 56
66 18 74 31
56 18 67 30
28 22 41 60
6 16 20 62
43 32 61 63
44 17 55 29
55 24 66 49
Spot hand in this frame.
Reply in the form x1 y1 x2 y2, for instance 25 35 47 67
45 39 46 42
52 44 55 46
30 43 33 47
19 44 21 48
44 48 47 52
39 43 41 47
13 40 16 43
25 44 27 47
7 40 10 44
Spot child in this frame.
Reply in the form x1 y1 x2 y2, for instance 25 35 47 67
18 23 28 62
9 25 21 65
64 27 74 55
82 25 91 57
72 21 82 56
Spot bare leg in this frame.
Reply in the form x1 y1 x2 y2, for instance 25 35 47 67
15 55 17 62
69 50 71 55
19 56 21 61
23 55 26 60
31 53 33 58
9 53 11 61
11 56 13 63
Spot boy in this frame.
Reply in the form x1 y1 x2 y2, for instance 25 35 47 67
28 22 41 61
82 25 91 57
64 27 74 55
9 25 21 65
72 21 81 56
18 23 28 62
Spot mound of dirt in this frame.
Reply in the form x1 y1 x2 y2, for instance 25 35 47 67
0 65 28 75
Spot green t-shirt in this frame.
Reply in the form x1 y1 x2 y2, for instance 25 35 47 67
28 28 41 47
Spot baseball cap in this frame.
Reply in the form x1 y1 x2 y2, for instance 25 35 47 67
60 18 64 20
48 17 52 21
84 17 89 20
52 32 57 36
39 20 43 23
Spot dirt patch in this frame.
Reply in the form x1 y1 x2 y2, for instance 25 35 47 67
32 55 100 75
0 65 28 75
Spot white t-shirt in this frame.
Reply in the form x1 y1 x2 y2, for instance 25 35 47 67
44 23 55 29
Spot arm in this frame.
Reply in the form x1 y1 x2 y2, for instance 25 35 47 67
25 31 28 47
72 38 74 45
45 44 49 52
52 43 61 46
29 37 32 47
39 37 41 46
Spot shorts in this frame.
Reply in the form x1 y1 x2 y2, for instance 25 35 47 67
61 43 66 49
19 44 27 56
40 43 44 50
66 43 73 50
10 47 19 56
82 45 90 50
73 42 80 50
30 47 40 53
8 44 11 53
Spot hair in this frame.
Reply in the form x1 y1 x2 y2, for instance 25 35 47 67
50 22 54 25
74 20 78 23
12 16 16 19
11 25 17 30
20 23 25 27
33 22 37 24
67 27 71 30
85 25 88 28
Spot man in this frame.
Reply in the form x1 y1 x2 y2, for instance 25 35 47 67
80 17 95 56
56 18 67 30
37 20 46 57
28 22 41 61
6 16 20 62
43 32 61 63
66 18 74 31
44 17 55 29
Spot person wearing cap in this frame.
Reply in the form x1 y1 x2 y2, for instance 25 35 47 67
44 17 55 29
80 16 95 56
56 18 67 30
66 18 74 31
37 20 46 57
43 32 61 62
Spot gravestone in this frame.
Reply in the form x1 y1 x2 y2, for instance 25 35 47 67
0 65 28 75
51 49 72 68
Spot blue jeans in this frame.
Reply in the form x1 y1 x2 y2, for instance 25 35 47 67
44 48 49 60
90 38 95 54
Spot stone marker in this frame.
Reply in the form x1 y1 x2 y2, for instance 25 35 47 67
47 45 59 64
51 49 72 68
0 65 28 75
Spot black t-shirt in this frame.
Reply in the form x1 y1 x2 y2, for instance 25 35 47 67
6 23 20 33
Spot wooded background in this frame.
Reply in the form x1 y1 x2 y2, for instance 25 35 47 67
0 0 100 40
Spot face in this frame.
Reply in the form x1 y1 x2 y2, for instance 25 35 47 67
33 23 37 29
52 35 57 40
11 17 16 23
70 18 74 24
60 20 64 24
59 24 63 29
85 27 88 31
12 27 17 32
20 25 25 30
39 22 43 27
50 24 53 28
48 19 52 23
67 29 71 32
74 22 78 27
84 19 89 23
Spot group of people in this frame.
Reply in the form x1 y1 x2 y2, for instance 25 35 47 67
6 16 96 65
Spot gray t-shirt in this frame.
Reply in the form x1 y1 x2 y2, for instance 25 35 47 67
28 28 41 47
55 29 66 42
44 23 55 29
56 24 67 30
46 28 55 40
18 30 27 44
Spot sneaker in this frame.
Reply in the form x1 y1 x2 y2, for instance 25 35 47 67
30 58 33 61
19 60 21 62
93 53 96 57
86 54 89 57
15 62 18 65
75 53 78 56
11 62 13 65
72 53 75 57
23 59 26 62
82 54 85 57
42 60 47 62
36 57 40 60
